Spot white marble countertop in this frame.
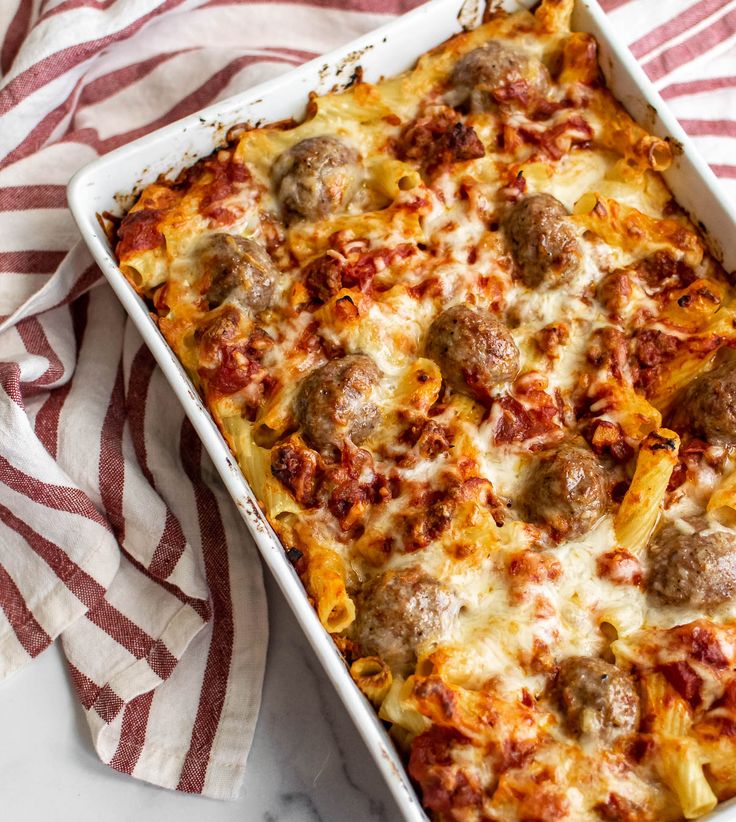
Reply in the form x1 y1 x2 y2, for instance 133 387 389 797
0 568 403 822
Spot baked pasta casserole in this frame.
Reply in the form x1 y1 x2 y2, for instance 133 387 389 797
115 1 736 818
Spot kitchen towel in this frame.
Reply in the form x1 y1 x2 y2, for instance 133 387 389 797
0 0 734 801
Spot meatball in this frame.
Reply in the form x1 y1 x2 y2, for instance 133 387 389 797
648 516 736 608
425 304 519 402
449 41 550 112
295 354 382 456
519 442 608 540
271 135 361 223
199 233 276 313
504 193 581 288
354 566 457 674
556 656 640 740
669 362 736 447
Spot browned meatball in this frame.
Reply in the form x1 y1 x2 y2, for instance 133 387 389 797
556 657 639 740
504 194 581 288
425 304 519 402
271 135 361 223
295 354 382 456
199 233 276 313
449 41 550 112
669 362 736 447
648 516 736 608
354 566 457 674
518 442 608 540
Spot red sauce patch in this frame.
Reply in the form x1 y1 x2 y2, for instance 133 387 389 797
596 549 643 587
658 660 703 706
689 625 729 668
304 243 415 302
197 309 272 407
717 678 736 710
515 114 594 161
198 156 250 225
508 550 562 585
116 207 165 259
598 269 632 315
586 326 629 380
409 727 482 819
345 243 415 293
637 250 697 291
320 445 391 531
594 793 644 821
294 320 324 355
517 787 571 822
271 440 320 508
408 276 441 300
415 420 453 459
405 493 455 553
535 322 570 357
633 329 681 391
626 735 654 763
703 715 736 737
201 343 263 395
493 394 558 444
397 106 485 177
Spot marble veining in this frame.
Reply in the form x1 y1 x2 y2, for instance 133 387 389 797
300 650 390 821
263 791 325 822
253 570 399 821
0 561 405 822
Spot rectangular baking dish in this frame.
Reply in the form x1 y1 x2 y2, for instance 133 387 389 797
67 1 736 818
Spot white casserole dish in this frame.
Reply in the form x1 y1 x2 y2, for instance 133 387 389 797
67 1 736 818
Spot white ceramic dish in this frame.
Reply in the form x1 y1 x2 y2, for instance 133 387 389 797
67 2 736 819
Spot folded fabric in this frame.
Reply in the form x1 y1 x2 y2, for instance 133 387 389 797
0 0 733 801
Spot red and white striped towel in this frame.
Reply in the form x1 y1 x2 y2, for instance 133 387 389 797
0 0 734 802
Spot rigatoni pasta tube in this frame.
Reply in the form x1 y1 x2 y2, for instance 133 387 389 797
573 194 702 266
588 94 673 173
649 349 721 414
658 738 717 820
379 677 431 738
300 541 356 633
643 673 715 818
535 0 573 33
693 720 736 801
369 157 422 201
642 672 692 737
350 656 393 706
221 416 302 517
615 428 680 556
597 600 644 639
598 382 662 440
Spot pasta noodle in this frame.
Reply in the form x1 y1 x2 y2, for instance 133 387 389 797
658 739 717 820
379 677 431 738
573 194 702 265
350 656 393 705
295 534 356 633
614 428 680 556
